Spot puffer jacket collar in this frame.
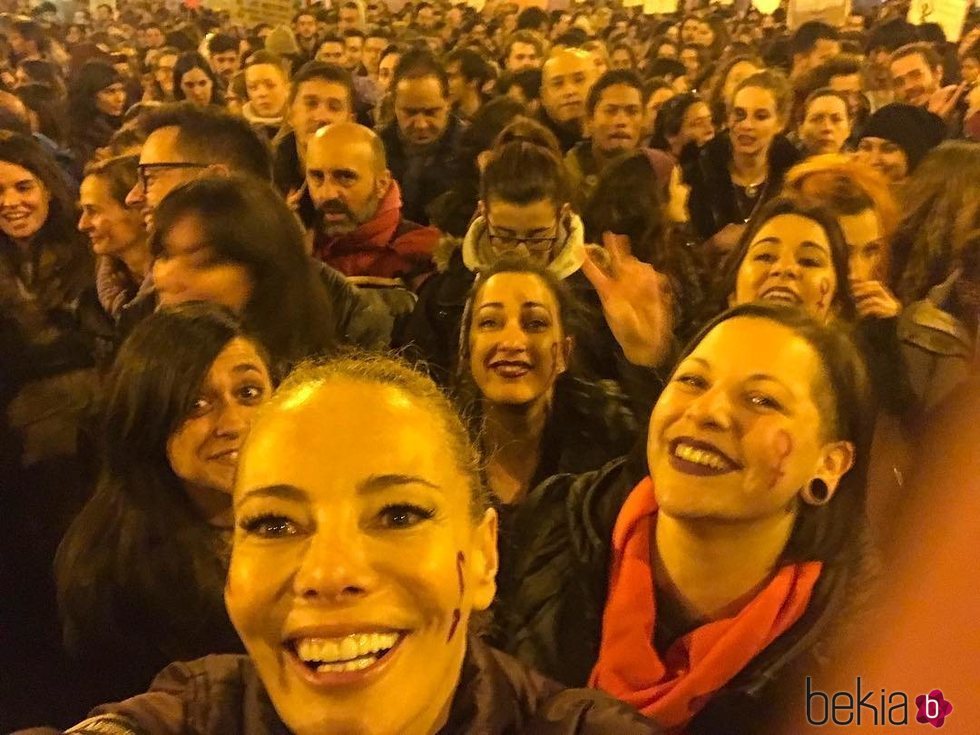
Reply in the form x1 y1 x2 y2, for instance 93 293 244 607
461 212 586 280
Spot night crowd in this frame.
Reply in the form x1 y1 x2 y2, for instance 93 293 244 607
0 0 977 732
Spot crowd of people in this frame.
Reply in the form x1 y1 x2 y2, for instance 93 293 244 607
0 0 977 732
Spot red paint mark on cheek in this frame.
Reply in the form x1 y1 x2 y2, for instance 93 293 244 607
770 429 793 491
816 278 831 310
447 551 465 642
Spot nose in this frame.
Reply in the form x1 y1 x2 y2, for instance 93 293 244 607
213 398 250 438
311 177 339 206
497 318 529 351
125 180 143 208
293 519 377 601
683 385 734 432
770 251 801 278
78 211 92 232
0 188 20 208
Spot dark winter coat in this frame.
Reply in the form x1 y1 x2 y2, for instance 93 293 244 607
33 639 661 735
497 457 868 735
685 134 802 243
379 115 465 226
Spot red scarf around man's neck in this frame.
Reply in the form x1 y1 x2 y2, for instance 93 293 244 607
589 477 822 731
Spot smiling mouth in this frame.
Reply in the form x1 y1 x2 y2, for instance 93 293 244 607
761 286 801 304
208 448 239 464
488 360 532 378
286 631 407 680
668 437 741 475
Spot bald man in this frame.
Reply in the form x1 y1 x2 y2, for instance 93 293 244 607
539 48 598 152
305 122 440 288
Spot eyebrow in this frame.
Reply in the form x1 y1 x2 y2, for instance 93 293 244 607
238 483 307 504
359 473 440 493
238 474 440 505
477 301 551 310
745 372 791 388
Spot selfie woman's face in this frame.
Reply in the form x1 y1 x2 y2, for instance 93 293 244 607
468 272 570 408
733 213 838 323
0 161 50 243
153 214 254 314
167 337 272 526
648 317 852 522
228 379 497 735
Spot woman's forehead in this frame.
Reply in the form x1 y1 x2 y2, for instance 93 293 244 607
238 380 463 495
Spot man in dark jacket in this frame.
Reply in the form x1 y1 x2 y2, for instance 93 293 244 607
378 48 463 225
307 121 440 289
537 47 597 153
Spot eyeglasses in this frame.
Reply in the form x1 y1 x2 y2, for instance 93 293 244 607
137 162 208 194
486 220 560 253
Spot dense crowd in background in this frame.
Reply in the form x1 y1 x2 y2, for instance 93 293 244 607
0 0 977 732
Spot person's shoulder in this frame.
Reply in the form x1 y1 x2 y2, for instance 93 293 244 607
50 656 254 735
533 688 663 734
470 641 661 734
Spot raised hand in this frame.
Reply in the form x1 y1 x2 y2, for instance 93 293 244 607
851 278 902 320
927 83 968 122
581 232 675 368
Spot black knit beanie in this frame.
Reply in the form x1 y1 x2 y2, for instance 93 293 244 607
858 103 947 171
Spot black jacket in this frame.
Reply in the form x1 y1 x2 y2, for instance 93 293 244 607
270 130 317 229
380 116 464 226
685 134 802 242
536 108 584 154
38 640 661 735
498 457 866 735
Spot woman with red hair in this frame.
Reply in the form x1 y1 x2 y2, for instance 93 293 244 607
783 154 901 320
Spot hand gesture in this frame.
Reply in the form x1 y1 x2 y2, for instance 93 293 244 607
286 184 307 213
851 278 902 320
581 232 674 368
927 83 968 122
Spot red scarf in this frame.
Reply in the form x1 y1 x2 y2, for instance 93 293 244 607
589 477 822 731
314 181 439 283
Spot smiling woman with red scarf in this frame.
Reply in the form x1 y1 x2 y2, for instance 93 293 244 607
497 303 876 734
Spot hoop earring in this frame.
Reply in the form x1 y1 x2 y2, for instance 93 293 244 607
801 478 832 506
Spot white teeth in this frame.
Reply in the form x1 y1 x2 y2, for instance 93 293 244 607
673 442 730 471
295 632 399 666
